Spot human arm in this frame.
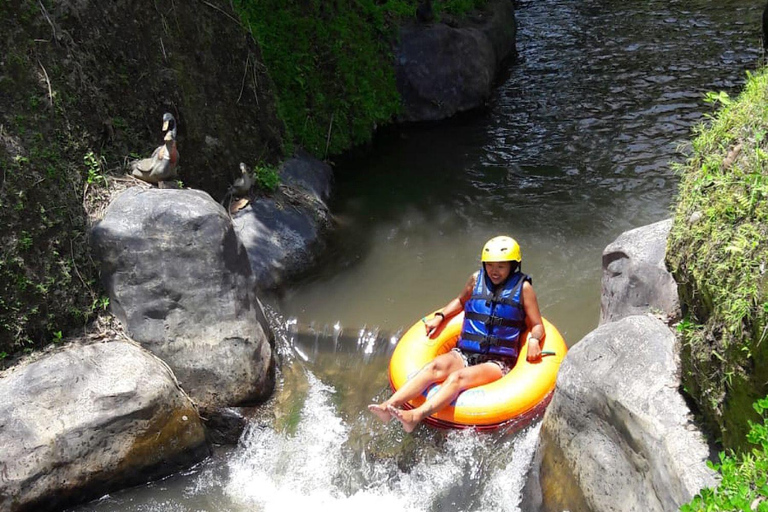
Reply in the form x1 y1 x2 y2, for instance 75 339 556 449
522 281 545 361
423 272 476 335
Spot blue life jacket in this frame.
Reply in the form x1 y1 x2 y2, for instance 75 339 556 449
457 268 530 359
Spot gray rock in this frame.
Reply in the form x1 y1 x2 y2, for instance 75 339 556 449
233 189 333 291
280 148 334 203
0 340 208 512
600 219 680 324
203 407 249 446
91 188 275 409
234 153 334 291
524 315 717 512
479 0 518 67
395 0 516 122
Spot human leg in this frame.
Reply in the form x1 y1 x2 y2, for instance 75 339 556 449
368 351 464 423
388 362 503 432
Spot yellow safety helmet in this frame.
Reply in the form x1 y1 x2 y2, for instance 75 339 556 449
481 236 521 263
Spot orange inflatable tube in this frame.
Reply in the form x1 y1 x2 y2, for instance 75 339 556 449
388 312 567 430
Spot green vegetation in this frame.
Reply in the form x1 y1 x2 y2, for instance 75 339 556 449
233 0 488 157
0 98 102 357
253 164 280 192
667 68 768 451
0 1 104 359
681 396 768 512
84 150 107 186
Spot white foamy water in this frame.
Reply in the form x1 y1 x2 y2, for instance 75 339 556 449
479 422 542 512
223 369 541 512
225 371 420 512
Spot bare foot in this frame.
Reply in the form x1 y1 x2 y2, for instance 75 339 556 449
367 403 393 423
387 405 420 433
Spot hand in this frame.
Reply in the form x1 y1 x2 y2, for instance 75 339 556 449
526 337 542 361
423 315 443 336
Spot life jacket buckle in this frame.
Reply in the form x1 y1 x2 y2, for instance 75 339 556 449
485 316 504 327
480 335 501 351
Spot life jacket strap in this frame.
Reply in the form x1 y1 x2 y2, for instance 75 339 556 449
462 332 507 351
471 276 526 308
464 311 526 329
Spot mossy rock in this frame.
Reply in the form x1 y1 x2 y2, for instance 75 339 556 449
667 68 768 451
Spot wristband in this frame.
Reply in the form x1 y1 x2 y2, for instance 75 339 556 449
434 312 445 319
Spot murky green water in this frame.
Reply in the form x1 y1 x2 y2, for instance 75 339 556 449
76 1 763 510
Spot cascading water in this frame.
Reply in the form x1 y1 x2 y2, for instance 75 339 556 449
78 310 542 512
223 371 541 512
217 307 544 512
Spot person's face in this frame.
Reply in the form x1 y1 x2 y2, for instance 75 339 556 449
484 261 512 285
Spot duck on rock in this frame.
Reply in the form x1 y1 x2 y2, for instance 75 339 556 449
130 112 179 185
230 162 253 198
221 162 254 214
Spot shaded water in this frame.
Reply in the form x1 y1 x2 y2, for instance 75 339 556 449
77 1 763 510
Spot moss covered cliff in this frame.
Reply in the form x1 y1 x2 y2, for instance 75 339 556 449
0 0 284 358
667 68 768 452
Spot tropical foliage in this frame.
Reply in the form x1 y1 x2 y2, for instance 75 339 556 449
233 0 488 157
681 396 768 512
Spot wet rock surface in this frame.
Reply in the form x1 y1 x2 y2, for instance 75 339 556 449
234 152 334 291
0 340 209 512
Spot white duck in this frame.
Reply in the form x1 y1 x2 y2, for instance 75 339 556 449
230 162 253 197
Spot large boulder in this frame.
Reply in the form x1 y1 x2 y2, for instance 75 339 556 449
0 340 208 512
280 148 334 204
91 188 275 409
600 219 680 325
523 315 717 512
395 0 516 122
233 152 334 290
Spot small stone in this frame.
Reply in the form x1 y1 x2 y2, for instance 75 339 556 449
688 211 703 225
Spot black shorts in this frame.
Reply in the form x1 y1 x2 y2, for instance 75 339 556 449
451 348 515 376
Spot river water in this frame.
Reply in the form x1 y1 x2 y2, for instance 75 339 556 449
77 1 763 511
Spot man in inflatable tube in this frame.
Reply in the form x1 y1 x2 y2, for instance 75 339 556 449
368 236 545 432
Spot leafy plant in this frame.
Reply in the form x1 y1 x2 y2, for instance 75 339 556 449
0 43 101 356
703 90 732 107
254 165 280 192
234 0 400 157
676 315 699 334
681 396 768 512
84 150 107 186
91 296 109 314
233 0 488 158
